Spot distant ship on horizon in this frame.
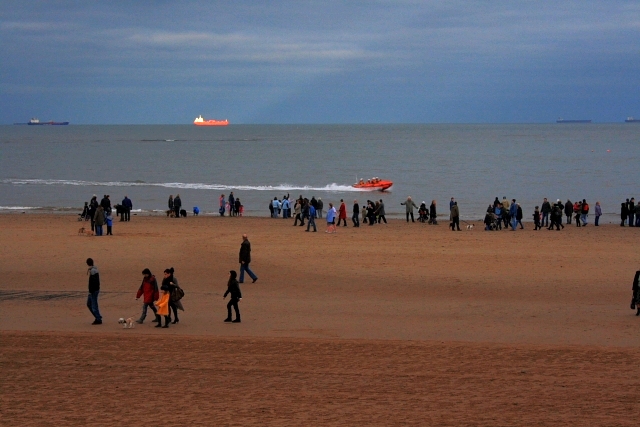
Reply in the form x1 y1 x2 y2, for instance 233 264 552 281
193 115 229 126
14 117 69 125
625 116 640 123
556 118 591 123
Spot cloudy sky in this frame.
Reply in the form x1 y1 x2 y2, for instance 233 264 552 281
1 1 639 124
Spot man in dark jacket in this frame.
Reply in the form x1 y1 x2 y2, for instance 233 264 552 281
239 234 258 283
352 199 360 227
174 194 182 218
628 198 635 227
229 192 235 217
541 198 551 227
121 195 133 221
565 199 573 224
224 270 242 323
86 258 102 325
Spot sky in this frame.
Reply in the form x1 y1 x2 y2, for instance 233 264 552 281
1 1 639 124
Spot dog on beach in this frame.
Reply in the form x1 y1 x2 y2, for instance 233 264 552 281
466 224 474 230
166 210 176 218
78 227 94 236
118 317 135 329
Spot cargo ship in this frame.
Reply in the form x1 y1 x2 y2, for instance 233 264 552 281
193 115 229 126
556 118 591 123
14 118 69 125
625 117 640 123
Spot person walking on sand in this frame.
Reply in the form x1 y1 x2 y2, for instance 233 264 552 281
337 199 347 226
168 195 174 215
516 203 524 229
352 199 360 227
239 234 258 283
533 206 541 230
450 201 461 231
228 192 235 217
271 197 281 218
401 196 418 223
326 202 337 233
541 198 551 228
429 200 438 225
306 203 317 232
154 284 171 328
93 205 105 236
628 198 635 227
86 258 102 325
376 199 387 224
595 201 602 226
163 267 183 324
224 270 242 323
135 268 159 324
316 198 324 219
632 269 640 316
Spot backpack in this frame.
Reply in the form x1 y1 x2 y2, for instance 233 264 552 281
171 286 185 302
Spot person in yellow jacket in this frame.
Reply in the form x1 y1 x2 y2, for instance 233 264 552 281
154 284 171 328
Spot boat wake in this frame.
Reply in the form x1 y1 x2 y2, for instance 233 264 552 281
2 178 366 192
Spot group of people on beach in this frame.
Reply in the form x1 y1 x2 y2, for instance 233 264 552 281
620 198 639 227
80 194 133 236
84 234 258 326
219 192 243 217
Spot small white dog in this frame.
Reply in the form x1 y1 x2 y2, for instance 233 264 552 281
466 224 474 230
118 317 135 329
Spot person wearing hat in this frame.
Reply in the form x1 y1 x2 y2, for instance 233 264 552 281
135 269 159 324
224 270 242 323
154 283 171 328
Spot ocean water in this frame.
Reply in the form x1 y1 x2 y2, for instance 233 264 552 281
1 124 638 222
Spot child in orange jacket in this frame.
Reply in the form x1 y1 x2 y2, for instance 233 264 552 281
154 284 171 328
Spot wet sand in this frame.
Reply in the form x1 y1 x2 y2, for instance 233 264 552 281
1 214 639 425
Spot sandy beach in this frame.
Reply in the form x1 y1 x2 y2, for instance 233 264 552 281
1 214 639 425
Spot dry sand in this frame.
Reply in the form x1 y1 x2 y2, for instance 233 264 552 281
1 214 639 425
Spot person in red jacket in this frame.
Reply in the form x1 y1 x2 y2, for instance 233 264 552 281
337 199 347 227
135 268 160 324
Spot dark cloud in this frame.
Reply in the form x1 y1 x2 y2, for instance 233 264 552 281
1 1 639 123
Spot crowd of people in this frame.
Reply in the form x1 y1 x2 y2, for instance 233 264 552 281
78 191 640 233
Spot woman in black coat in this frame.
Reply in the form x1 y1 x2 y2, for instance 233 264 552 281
224 270 242 323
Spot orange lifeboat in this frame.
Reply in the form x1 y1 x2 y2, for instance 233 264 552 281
193 115 229 126
353 177 393 191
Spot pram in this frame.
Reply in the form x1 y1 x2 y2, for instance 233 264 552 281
484 212 500 230
418 203 429 223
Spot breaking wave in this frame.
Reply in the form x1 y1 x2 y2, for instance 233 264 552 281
1 178 373 192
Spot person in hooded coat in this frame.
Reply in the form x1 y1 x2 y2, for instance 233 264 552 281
224 270 242 323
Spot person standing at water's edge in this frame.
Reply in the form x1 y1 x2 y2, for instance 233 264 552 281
86 258 102 325
326 202 337 233
595 201 602 226
224 270 242 323
352 199 360 227
174 194 182 218
121 195 132 221
306 203 317 232
239 234 258 283
338 199 347 226
401 196 418 223
450 202 461 231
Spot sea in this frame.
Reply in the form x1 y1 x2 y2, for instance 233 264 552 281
1 124 638 222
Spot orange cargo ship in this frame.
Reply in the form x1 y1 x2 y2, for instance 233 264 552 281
353 177 393 191
193 115 229 126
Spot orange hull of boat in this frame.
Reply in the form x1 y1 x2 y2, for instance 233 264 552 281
353 180 393 191
194 119 229 126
